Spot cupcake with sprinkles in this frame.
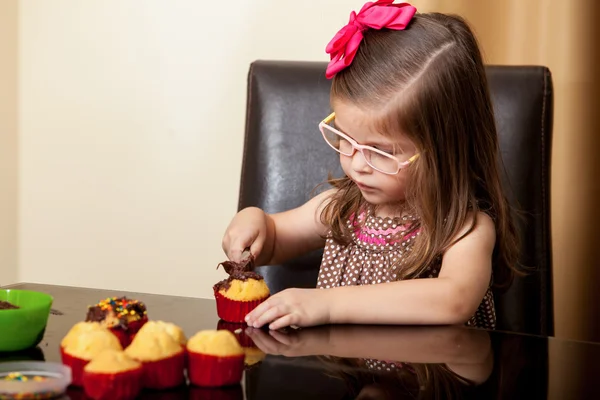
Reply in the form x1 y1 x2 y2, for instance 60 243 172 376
213 255 270 323
85 296 148 348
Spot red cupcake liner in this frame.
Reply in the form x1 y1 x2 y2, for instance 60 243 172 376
187 351 244 388
60 348 90 387
214 290 267 323
138 350 186 390
216 320 256 348
108 317 148 348
108 328 130 349
82 367 143 400
189 384 244 400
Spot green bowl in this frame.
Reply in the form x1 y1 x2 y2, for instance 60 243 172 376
0 289 53 352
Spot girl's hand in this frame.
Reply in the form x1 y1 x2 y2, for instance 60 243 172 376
245 288 332 330
222 207 271 262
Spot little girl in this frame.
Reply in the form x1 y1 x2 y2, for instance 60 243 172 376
222 0 519 330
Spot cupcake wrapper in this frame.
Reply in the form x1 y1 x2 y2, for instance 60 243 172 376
60 347 90 387
108 317 148 348
83 367 143 400
126 317 148 334
139 350 186 390
188 351 244 388
214 290 268 324
189 384 244 400
216 320 256 348
108 328 131 349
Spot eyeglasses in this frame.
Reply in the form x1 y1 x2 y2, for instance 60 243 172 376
318 112 419 175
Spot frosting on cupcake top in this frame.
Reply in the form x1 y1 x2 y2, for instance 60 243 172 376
125 329 182 361
84 349 141 374
213 255 270 300
62 328 123 360
187 330 244 357
85 297 147 329
135 320 187 346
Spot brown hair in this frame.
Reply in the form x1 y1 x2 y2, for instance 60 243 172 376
320 13 520 289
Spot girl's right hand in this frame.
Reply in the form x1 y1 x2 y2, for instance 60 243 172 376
222 207 271 262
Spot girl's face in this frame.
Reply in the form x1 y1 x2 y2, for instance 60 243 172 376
333 101 418 216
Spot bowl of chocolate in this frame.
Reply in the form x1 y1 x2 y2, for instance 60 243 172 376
0 289 53 352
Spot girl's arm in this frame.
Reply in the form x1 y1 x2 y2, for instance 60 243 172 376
327 212 495 325
246 212 495 328
259 188 334 265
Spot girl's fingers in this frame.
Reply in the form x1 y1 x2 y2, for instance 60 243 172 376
269 314 295 331
249 234 264 261
246 296 277 324
251 304 287 328
228 237 253 261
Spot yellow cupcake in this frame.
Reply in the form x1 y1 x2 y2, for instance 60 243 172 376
123 325 186 390
61 322 105 348
214 256 270 323
62 328 122 360
125 330 182 362
187 330 244 357
84 349 141 374
82 349 143 400
134 320 187 346
187 330 245 387
218 278 270 301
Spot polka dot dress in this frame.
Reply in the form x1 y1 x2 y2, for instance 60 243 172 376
316 208 496 329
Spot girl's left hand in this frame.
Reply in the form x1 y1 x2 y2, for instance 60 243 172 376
245 288 331 330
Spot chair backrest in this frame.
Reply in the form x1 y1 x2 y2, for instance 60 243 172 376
239 60 554 336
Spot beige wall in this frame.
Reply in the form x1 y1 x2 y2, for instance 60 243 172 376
0 1 19 286
17 0 364 298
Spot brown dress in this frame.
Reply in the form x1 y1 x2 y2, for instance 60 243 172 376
316 207 496 329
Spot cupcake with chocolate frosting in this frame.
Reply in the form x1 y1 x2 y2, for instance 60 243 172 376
85 297 148 347
213 255 270 323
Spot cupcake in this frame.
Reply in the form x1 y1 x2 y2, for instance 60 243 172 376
60 324 123 386
213 255 270 323
82 349 143 400
187 330 245 387
135 320 187 346
85 297 148 348
124 326 185 389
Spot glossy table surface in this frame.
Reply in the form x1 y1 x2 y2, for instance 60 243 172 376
1 283 599 399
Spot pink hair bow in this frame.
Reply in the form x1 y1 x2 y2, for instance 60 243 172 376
325 0 417 79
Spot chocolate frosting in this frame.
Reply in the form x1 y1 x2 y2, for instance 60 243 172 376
213 254 264 291
85 296 147 330
0 300 19 310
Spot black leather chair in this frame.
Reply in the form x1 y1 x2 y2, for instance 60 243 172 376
239 60 554 336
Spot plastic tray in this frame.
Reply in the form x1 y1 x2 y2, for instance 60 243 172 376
0 361 71 399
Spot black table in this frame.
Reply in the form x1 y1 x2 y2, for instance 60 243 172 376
2 283 599 399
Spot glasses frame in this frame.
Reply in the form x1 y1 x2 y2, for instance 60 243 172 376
318 112 419 175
